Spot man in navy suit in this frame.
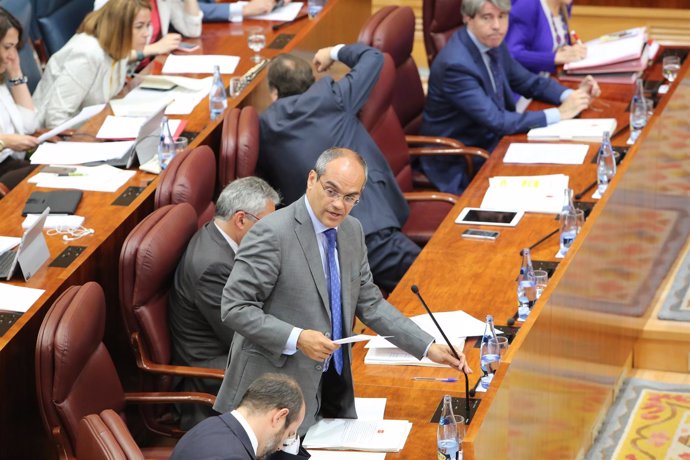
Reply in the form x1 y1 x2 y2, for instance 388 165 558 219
198 0 289 22
172 373 306 460
420 0 600 194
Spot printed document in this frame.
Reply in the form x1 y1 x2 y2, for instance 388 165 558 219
527 119 617 142
503 143 589 165
303 419 412 452
480 174 569 214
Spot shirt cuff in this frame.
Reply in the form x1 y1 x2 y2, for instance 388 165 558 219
229 3 243 22
560 88 573 103
283 327 303 355
544 108 561 125
422 340 434 359
330 44 345 61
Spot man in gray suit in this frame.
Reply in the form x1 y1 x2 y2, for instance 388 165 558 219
214 148 471 434
169 177 280 428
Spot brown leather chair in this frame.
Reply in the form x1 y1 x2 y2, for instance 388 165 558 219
119 203 224 437
35 282 210 459
155 145 217 228
359 54 488 245
358 6 425 135
219 106 260 187
76 410 145 460
423 0 463 66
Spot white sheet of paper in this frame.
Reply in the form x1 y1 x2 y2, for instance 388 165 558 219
333 334 388 345
37 104 107 143
242 1 303 20
22 214 85 230
29 165 136 192
308 452 386 460
0 236 20 255
116 77 212 116
527 119 617 142
503 143 589 165
480 174 570 214
364 346 461 367
96 116 182 140
29 141 135 165
304 419 412 452
162 55 240 74
140 75 210 91
0 283 45 313
354 398 386 420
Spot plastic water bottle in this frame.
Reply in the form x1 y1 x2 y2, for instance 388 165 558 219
307 0 325 17
437 395 460 460
559 188 577 255
157 116 175 171
596 131 616 196
209 64 227 121
479 315 500 389
561 187 575 215
517 249 536 321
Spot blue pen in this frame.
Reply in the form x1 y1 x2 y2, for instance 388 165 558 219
412 377 458 382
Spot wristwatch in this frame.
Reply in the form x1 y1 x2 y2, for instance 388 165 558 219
8 75 28 86
136 51 145 61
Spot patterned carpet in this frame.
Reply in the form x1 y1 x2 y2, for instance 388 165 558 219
586 378 690 460
659 243 690 321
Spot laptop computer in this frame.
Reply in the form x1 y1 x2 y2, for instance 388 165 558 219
0 208 50 281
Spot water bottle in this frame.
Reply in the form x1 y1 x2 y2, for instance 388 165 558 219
596 131 616 196
209 65 227 121
437 395 460 460
307 0 325 17
517 249 536 321
479 315 500 389
561 187 575 215
157 116 176 171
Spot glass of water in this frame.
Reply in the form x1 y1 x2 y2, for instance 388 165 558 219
559 209 584 256
663 55 681 83
534 270 548 299
247 27 266 63
479 337 506 390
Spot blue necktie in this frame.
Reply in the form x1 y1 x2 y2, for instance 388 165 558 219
324 228 343 374
487 48 505 109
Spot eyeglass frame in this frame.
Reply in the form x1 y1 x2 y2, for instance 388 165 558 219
317 178 361 206
237 210 261 221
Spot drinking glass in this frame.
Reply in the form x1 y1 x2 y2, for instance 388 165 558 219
559 209 584 256
534 270 548 299
663 55 681 83
479 337 505 390
174 137 188 156
453 415 466 457
629 96 647 135
229 77 243 98
247 27 266 63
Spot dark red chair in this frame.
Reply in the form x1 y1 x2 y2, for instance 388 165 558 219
423 0 464 66
76 410 145 460
219 106 260 187
359 53 488 245
155 145 217 228
35 282 210 459
358 6 425 135
119 203 224 437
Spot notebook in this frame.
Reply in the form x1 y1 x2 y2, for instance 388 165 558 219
22 190 82 216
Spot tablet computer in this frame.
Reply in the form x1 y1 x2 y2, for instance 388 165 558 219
455 208 524 227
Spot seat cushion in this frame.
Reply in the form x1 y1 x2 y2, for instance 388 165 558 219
402 200 454 245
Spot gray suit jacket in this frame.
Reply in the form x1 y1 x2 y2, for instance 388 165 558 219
214 198 433 432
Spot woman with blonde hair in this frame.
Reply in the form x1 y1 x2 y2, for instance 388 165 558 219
33 0 151 129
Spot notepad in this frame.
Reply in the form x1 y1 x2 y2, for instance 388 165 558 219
527 119 617 142
303 419 412 452
503 143 589 165
480 174 570 214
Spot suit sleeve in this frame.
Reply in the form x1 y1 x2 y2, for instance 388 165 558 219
330 43 384 115
198 1 230 21
221 223 296 355
505 0 556 74
196 262 236 347
504 50 567 104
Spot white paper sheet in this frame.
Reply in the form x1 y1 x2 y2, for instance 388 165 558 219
480 174 570 214
115 77 212 116
0 236 20 255
29 142 135 165
243 1 304 20
162 55 240 74
503 143 589 165
364 342 464 367
140 75 210 91
304 419 412 452
333 334 388 345
354 398 386 420
36 104 107 143
0 283 45 313
527 119 617 142
29 165 136 192
22 215 85 230
96 116 182 140
308 452 386 460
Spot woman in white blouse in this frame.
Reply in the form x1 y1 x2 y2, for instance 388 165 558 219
0 7 38 194
33 0 152 129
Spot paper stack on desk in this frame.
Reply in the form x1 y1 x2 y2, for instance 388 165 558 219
527 119 617 142
503 143 589 165
480 174 569 214
303 419 412 452
111 76 213 116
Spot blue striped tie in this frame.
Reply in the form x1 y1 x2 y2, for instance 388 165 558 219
487 48 506 109
324 228 343 374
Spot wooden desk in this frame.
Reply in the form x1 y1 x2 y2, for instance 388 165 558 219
351 54 688 459
0 1 370 458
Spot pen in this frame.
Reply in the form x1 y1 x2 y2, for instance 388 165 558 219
570 30 582 45
412 377 458 382
272 13 308 32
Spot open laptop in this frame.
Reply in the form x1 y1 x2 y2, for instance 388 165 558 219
0 208 50 281
105 103 167 168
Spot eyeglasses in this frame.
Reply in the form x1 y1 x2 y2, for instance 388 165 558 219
239 210 261 221
318 179 360 206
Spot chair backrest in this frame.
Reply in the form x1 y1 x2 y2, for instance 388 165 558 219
423 0 463 66
76 410 145 460
35 282 127 459
359 53 414 193
155 145 217 228
358 6 425 135
0 0 42 93
119 203 198 396
219 106 260 188
31 0 92 56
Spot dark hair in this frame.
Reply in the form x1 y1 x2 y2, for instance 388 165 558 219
238 373 304 426
267 54 315 98
0 7 23 49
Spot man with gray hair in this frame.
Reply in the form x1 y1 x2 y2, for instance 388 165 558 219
169 176 280 428
420 0 601 194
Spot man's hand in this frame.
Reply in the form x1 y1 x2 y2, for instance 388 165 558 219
0 134 39 152
243 0 280 16
146 33 182 56
427 344 472 373
578 75 601 98
558 88 591 120
555 44 587 65
313 47 336 72
297 329 339 361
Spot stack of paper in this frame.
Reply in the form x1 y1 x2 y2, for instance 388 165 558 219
162 55 240 74
480 174 569 214
303 419 412 452
97 116 184 140
503 143 589 165
28 165 136 192
0 283 45 313
527 119 617 142
29 142 135 165
111 76 213 116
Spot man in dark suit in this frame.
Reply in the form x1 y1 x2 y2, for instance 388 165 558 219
169 177 280 428
420 0 600 194
197 0 283 22
257 43 420 292
214 148 471 434
172 373 306 460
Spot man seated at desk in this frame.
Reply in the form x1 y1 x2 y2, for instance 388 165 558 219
169 177 280 428
420 0 600 195
257 42 420 292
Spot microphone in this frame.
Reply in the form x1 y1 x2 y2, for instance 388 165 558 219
410 284 473 423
